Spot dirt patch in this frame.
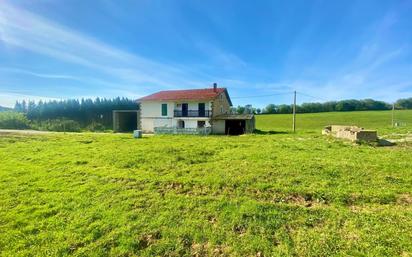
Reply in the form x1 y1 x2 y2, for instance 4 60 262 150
397 194 412 205
0 129 52 135
135 231 161 250
191 242 231 257
277 193 326 208
232 224 247 236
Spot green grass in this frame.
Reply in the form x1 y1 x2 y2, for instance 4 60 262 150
257 109 412 134
0 111 412 256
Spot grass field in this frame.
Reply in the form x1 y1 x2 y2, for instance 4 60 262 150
257 109 412 134
0 111 411 256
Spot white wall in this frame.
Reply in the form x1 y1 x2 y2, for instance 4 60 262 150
140 101 175 118
140 100 212 132
141 118 154 132
212 120 225 134
141 117 174 132
172 118 211 129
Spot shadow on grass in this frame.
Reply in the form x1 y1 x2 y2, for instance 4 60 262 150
254 129 289 135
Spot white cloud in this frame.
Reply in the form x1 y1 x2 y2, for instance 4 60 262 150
0 67 79 80
0 92 61 108
0 1 213 95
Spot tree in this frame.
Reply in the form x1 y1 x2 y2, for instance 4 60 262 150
396 98 412 109
21 100 27 113
277 104 292 114
236 105 245 114
14 101 23 112
263 104 276 114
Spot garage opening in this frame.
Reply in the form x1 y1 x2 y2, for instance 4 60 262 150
225 120 246 135
113 110 139 132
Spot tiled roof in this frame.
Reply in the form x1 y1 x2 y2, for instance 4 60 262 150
139 88 227 102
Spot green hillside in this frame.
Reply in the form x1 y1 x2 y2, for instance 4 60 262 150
256 109 412 134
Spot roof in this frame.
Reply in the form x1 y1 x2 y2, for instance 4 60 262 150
138 88 232 106
212 114 255 120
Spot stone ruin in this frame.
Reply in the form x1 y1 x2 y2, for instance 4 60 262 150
322 125 378 142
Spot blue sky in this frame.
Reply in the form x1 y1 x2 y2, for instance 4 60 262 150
0 0 411 108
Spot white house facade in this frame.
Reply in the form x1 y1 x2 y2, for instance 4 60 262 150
140 100 213 132
138 84 231 133
135 84 255 135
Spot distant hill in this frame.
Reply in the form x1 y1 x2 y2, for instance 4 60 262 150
0 106 12 112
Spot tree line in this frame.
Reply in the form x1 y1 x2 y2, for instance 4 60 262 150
7 96 412 130
234 97 412 114
13 97 137 129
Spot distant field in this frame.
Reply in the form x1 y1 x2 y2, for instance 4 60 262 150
1 130 411 256
256 109 412 134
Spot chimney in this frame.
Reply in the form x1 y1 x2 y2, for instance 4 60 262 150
213 82 217 92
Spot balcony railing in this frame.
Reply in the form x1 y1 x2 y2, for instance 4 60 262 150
174 110 211 117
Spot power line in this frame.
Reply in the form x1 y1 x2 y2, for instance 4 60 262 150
231 92 293 99
296 91 329 102
231 91 327 101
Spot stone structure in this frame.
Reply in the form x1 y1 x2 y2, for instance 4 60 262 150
322 125 378 142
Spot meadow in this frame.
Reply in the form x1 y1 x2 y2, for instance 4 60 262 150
257 109 412 134
0 110 411 256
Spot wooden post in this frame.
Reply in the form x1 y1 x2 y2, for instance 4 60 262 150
292 91 296 133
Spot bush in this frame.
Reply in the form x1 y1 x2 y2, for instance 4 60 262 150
32 119 81 132
85 122 107 132
0 112 31 129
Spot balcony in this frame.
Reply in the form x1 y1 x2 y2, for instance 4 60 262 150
174 110 211 117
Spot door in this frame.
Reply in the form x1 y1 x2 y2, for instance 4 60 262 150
225 120 246 135
198 103 205 117
182 103 188 117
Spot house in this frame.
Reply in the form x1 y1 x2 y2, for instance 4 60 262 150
132 83 255 135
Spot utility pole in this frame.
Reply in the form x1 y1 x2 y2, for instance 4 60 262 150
392 103 395 128
292 91 296 133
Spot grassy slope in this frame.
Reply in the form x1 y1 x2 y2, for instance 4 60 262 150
257 109 412 134
0 111 411 256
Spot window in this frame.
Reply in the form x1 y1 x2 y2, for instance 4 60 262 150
220 106 223 114
178 120 185 128
197 121 206 128
198 103 205 117
161 103 167 116
220 93 223 100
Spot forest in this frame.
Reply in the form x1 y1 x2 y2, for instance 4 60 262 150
7 97 137 131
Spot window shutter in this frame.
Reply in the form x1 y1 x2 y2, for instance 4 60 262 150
162 104 168 116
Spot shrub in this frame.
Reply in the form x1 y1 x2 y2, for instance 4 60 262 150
0 112 31 129
85 122 107 132
32 119 81 132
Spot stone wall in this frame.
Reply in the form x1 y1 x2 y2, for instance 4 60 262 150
323 125 378 142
